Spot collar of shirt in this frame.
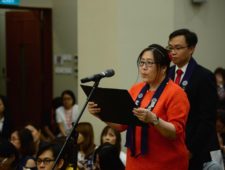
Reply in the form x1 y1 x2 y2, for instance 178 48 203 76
175 62 188 80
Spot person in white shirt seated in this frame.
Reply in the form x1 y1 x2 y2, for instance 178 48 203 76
56 90 79 137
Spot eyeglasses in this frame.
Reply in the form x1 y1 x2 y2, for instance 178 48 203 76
138 60 156 68
166 45 188 52
36 158 55 165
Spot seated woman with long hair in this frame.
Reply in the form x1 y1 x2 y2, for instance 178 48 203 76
100 125 126 165
93 142 125 170
76 122 96 170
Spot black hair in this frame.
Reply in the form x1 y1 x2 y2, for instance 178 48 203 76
61 90 76 105
94 143 125 170
36 142 62 159
18 128 36 156
169 28 198 47
100 126 121 152
0 138 18 157
0 138 19 168
36 141 69 170
137 44 171 75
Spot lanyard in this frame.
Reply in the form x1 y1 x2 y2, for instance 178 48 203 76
168 58 197 90
125 77 169 157
135 77 169 110
179 58 197 90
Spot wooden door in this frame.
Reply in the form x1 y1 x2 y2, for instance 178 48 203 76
6 10 52 129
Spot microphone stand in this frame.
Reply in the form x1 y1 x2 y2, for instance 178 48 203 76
52 79 101 170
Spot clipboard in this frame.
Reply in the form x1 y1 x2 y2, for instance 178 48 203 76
81 85 144 126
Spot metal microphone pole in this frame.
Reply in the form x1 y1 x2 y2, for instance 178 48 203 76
52 79 100 170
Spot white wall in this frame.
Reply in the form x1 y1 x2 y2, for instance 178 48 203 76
117 0 174 89
52 0 78 98
78 0 175 148
174 0 225 70
78 0 120 144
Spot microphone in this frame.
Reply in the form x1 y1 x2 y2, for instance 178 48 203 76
80 69 115 83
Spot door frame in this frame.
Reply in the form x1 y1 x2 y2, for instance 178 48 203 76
0 5 53 128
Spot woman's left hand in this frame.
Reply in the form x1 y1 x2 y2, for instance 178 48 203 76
133 108 177 139
133 108 154 123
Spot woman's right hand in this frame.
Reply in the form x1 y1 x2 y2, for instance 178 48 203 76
87 101 101 117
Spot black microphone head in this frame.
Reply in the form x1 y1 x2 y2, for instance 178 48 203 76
104 69 115 77
80 69 115 83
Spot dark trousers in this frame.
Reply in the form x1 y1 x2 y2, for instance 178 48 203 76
189 158 203 170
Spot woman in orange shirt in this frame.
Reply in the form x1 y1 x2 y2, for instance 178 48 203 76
88 44 190 170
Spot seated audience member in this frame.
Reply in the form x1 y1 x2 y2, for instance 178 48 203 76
56 90 79 137
93 142 125 170
25 122 49 154
10 128 37 170
36 141 68 170
100 125 126 165
76 122 96 170
0 95 12 139
10 129 21 150
214 67 225 110
0 138 19 170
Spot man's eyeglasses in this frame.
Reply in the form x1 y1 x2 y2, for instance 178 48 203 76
166 46 188 52
138 60 156 68
36 158 55 165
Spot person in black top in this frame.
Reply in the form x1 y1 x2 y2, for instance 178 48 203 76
167 28 220 169
93 142 125 170
0 138 19 170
